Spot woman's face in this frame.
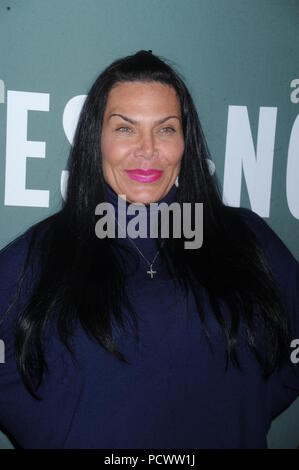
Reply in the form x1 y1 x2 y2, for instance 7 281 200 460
101 81 184 204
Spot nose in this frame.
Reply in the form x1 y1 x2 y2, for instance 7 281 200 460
135 130 158 160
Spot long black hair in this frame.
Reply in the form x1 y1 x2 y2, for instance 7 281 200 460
0 50 291 399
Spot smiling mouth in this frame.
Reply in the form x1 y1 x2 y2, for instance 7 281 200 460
125 169 163 183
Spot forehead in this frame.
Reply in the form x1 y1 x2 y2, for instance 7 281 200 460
104 81 181 114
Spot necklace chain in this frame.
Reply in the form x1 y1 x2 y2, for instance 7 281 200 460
112 214 165 278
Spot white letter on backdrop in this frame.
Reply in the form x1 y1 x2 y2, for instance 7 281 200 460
286 114 299 220
62 95 86 145
60 95 86 199
0 80 5 103
4 90 50 207
223 106 277 217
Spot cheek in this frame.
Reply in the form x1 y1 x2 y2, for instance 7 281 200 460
101 137 125 168
166 140 184 166
101 134 113 161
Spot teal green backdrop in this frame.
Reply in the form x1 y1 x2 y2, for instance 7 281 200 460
0 0 298 449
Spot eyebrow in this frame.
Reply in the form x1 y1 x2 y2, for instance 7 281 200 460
108 113 181 125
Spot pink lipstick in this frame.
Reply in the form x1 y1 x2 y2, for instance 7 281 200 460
125 169 163 183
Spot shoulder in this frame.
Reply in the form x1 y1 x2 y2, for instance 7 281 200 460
0 214 56 280
0 226 36 344
0 217 54 322
235 207 289 250
234 206 298 269
234 206 299 332
0 226 35 292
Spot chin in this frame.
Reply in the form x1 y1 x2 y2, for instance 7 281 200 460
127 190 161 205
128 196 154 205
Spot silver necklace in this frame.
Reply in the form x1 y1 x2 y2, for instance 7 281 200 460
113 215 165 278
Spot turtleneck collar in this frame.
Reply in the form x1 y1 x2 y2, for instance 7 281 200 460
104 181 177 252
104 180 177 211
103 180 177 238
103 180 177 279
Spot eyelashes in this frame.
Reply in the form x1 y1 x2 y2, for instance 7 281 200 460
115 126 176 134
115 127 133 133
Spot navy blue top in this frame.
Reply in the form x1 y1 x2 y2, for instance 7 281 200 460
0 182 298 449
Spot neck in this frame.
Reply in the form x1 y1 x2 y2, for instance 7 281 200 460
103 181 177 239
102 181 177 279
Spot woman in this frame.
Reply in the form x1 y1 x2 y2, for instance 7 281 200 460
0 50 298 449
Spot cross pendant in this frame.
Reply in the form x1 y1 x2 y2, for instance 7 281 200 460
147 265 156 278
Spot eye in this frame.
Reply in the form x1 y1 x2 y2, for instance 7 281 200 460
115 126 133 133
160 127 176 134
